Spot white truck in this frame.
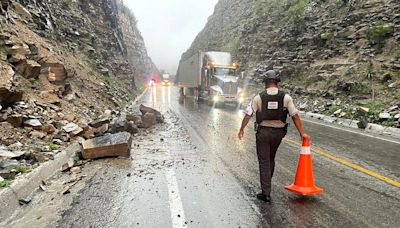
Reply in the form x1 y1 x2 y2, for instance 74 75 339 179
161 73 172 86
176 51 245 106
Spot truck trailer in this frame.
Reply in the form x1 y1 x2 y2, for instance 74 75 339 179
176 51 245 106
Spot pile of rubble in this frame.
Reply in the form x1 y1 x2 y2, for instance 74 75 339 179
0 103 164 187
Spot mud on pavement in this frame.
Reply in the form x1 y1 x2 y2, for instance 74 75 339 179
4 111 260 228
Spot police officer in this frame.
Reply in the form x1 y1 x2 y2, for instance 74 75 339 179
238 70 310 202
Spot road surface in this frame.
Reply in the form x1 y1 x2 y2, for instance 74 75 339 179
7 86 400 228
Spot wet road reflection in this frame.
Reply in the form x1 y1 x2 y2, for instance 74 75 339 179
159 86 400 227
56 85 400 228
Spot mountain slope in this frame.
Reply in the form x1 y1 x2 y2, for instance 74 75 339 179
182 0 400 127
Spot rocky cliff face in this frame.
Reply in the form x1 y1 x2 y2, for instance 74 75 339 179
0 0 156 171
183 0 400 127
1 0 155 108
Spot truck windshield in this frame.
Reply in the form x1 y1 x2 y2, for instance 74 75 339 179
214 68 235 76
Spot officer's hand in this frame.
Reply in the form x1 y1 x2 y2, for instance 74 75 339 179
238 129 244 140
301 133 311 141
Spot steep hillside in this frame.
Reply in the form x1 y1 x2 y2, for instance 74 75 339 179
0 0 156 174
183 0 400 127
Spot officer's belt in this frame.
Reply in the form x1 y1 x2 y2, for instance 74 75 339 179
258 125 285 130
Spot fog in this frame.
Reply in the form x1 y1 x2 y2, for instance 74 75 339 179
125 0 218 75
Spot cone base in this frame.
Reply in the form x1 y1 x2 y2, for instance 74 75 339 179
284 184 324 196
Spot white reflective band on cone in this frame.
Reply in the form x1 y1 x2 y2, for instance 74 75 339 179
301 146 311 155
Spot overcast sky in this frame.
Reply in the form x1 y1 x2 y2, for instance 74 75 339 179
125 0 218 74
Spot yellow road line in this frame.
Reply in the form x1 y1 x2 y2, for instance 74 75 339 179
283 137 400 188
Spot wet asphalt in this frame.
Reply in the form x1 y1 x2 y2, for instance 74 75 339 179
57 86 400 228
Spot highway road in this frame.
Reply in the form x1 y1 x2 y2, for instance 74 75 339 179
7 85 400 228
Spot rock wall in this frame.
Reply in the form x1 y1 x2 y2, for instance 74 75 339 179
183 0 400 127
0 0 157 168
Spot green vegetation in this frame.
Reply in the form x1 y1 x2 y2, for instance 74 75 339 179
12 164 31 174
320 32 339 47
286 0 310 20
103 74 115 86
349 82 369 94
61 0 73 9
253 0 268 17
382 119 396 127
363 102 382 116
48 144 60 150
367 23 391 46
0 179 12 188
326 105 340 115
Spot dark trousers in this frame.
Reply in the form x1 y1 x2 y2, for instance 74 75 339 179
256 127 285 195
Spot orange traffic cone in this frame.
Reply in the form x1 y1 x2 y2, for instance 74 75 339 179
285 137 324 195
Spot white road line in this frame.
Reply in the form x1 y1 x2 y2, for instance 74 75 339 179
165 168 187 228
302 118 400 145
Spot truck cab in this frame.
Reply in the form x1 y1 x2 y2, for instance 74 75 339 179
200 52 244 106
176 51 245 107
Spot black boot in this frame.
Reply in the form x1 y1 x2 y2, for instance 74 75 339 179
256 193 271 202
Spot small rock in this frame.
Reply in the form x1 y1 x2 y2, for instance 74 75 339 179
6 114 23 127
104 110 112 117
39 184 47 191
0 146 24 160
24 119 42 129
61 160 74 172
41 124 57 134
32 153 49 163
388 106 398 112
65 113 76 122
70 167 81 174
82 126 95 139
388 82 397 88
0 176 4 182
41 145 52 152
93 123 109 136
62 123 82 135
18 197 32 205
30 131 46 139
61 186 70 195
89 118 110 128
0 159 19 169
333 109 342 115
65 93 76 101
379 112 391 120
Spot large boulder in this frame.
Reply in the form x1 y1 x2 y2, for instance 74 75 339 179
16 60 41 79
40 60 67 83
139 105 164 123
126 113 142 126
0 61 23 107
140 113 156 129
81 132 132 159
109 117 138 135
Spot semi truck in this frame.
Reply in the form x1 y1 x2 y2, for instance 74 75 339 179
176 51 245 106
161 73 172 86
